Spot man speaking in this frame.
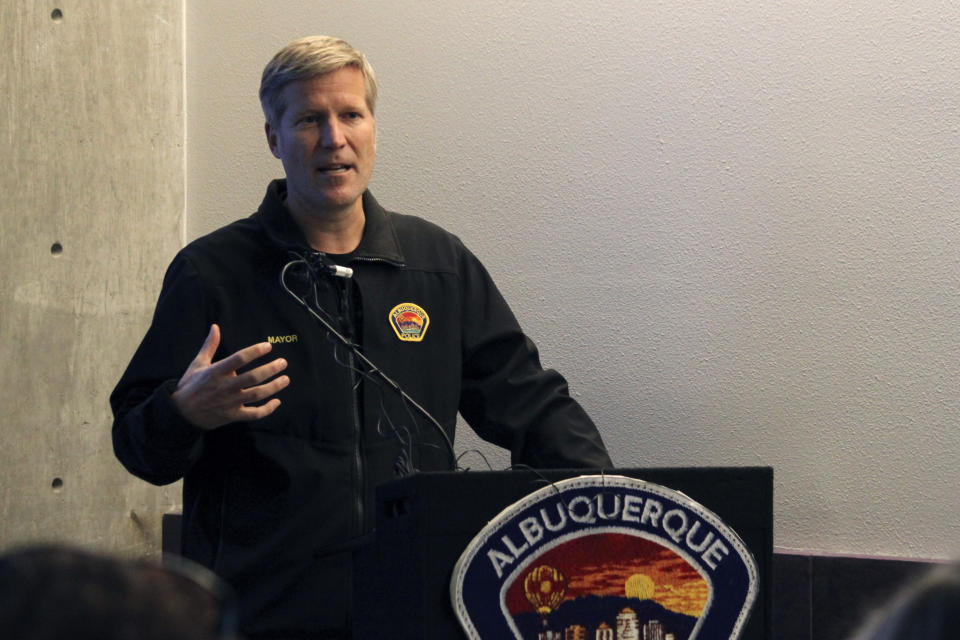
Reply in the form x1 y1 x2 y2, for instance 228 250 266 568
111 35 610 639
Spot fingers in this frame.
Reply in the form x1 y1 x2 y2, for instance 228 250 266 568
215 374 288 426
213 339 276 374
234 355 288 390
237 373 291 406
193 324 221 367
236 398 283 422
173 328 292 430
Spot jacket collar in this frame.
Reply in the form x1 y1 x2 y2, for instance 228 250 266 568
257 179 405 265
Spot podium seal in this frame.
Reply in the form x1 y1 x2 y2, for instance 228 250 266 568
450 475 758 640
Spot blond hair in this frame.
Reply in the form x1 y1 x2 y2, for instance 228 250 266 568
259 35 378 125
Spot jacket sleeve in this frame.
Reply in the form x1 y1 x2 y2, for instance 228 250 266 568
456 247 612 469
110 254 213 486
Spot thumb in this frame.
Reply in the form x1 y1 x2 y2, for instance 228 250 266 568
194 323 221 366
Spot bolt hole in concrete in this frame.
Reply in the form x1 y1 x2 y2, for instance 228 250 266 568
51 242 63 255
51 8 63 21
52 477 64 492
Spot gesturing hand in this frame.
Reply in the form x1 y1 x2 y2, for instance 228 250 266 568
171 324 290 430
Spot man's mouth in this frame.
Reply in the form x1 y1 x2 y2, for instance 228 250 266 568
317 163 352 174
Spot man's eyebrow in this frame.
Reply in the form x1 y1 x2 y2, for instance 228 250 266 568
292 107 323 118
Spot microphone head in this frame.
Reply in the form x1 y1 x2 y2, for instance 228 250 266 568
305 251 353 278
330 265 354 278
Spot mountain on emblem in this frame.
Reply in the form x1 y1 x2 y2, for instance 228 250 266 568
450 475 758 640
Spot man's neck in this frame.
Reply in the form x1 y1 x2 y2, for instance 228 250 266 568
288 199 365 254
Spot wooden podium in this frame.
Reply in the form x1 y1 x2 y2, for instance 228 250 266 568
353 467 773 639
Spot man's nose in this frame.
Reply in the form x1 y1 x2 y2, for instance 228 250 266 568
320 119 346 148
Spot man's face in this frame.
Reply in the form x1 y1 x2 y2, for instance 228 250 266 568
266 66 375 220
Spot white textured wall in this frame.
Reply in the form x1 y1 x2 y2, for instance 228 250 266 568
187 2 960 560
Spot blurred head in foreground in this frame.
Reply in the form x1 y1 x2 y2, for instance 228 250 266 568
0 544 237 640
848 562 960 640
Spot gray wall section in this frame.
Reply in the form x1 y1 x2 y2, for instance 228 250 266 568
0 2 183 554
187 2 960 561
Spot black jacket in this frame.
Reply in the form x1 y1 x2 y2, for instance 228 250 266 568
111 180 611 637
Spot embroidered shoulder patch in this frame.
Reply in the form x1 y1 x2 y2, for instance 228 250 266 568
389 303 430 342
450 475 758 640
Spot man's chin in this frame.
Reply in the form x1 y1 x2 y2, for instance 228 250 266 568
295 189 364 217
285 177 367 215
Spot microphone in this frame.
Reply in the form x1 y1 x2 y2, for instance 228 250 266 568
328 264 354 278
305 251 353 278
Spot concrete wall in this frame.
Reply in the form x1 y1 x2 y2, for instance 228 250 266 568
0 2 183 554
187 2 960 561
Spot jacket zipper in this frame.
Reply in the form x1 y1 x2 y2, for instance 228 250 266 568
349 346 364 535
338 277 365 535
343 255 402 534
334 255 402 535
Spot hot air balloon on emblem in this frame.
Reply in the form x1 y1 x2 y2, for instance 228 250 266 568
523 565 566 629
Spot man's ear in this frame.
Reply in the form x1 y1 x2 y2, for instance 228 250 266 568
265 121 281 159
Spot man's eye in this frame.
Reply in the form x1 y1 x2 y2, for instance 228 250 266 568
294 115 321 128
